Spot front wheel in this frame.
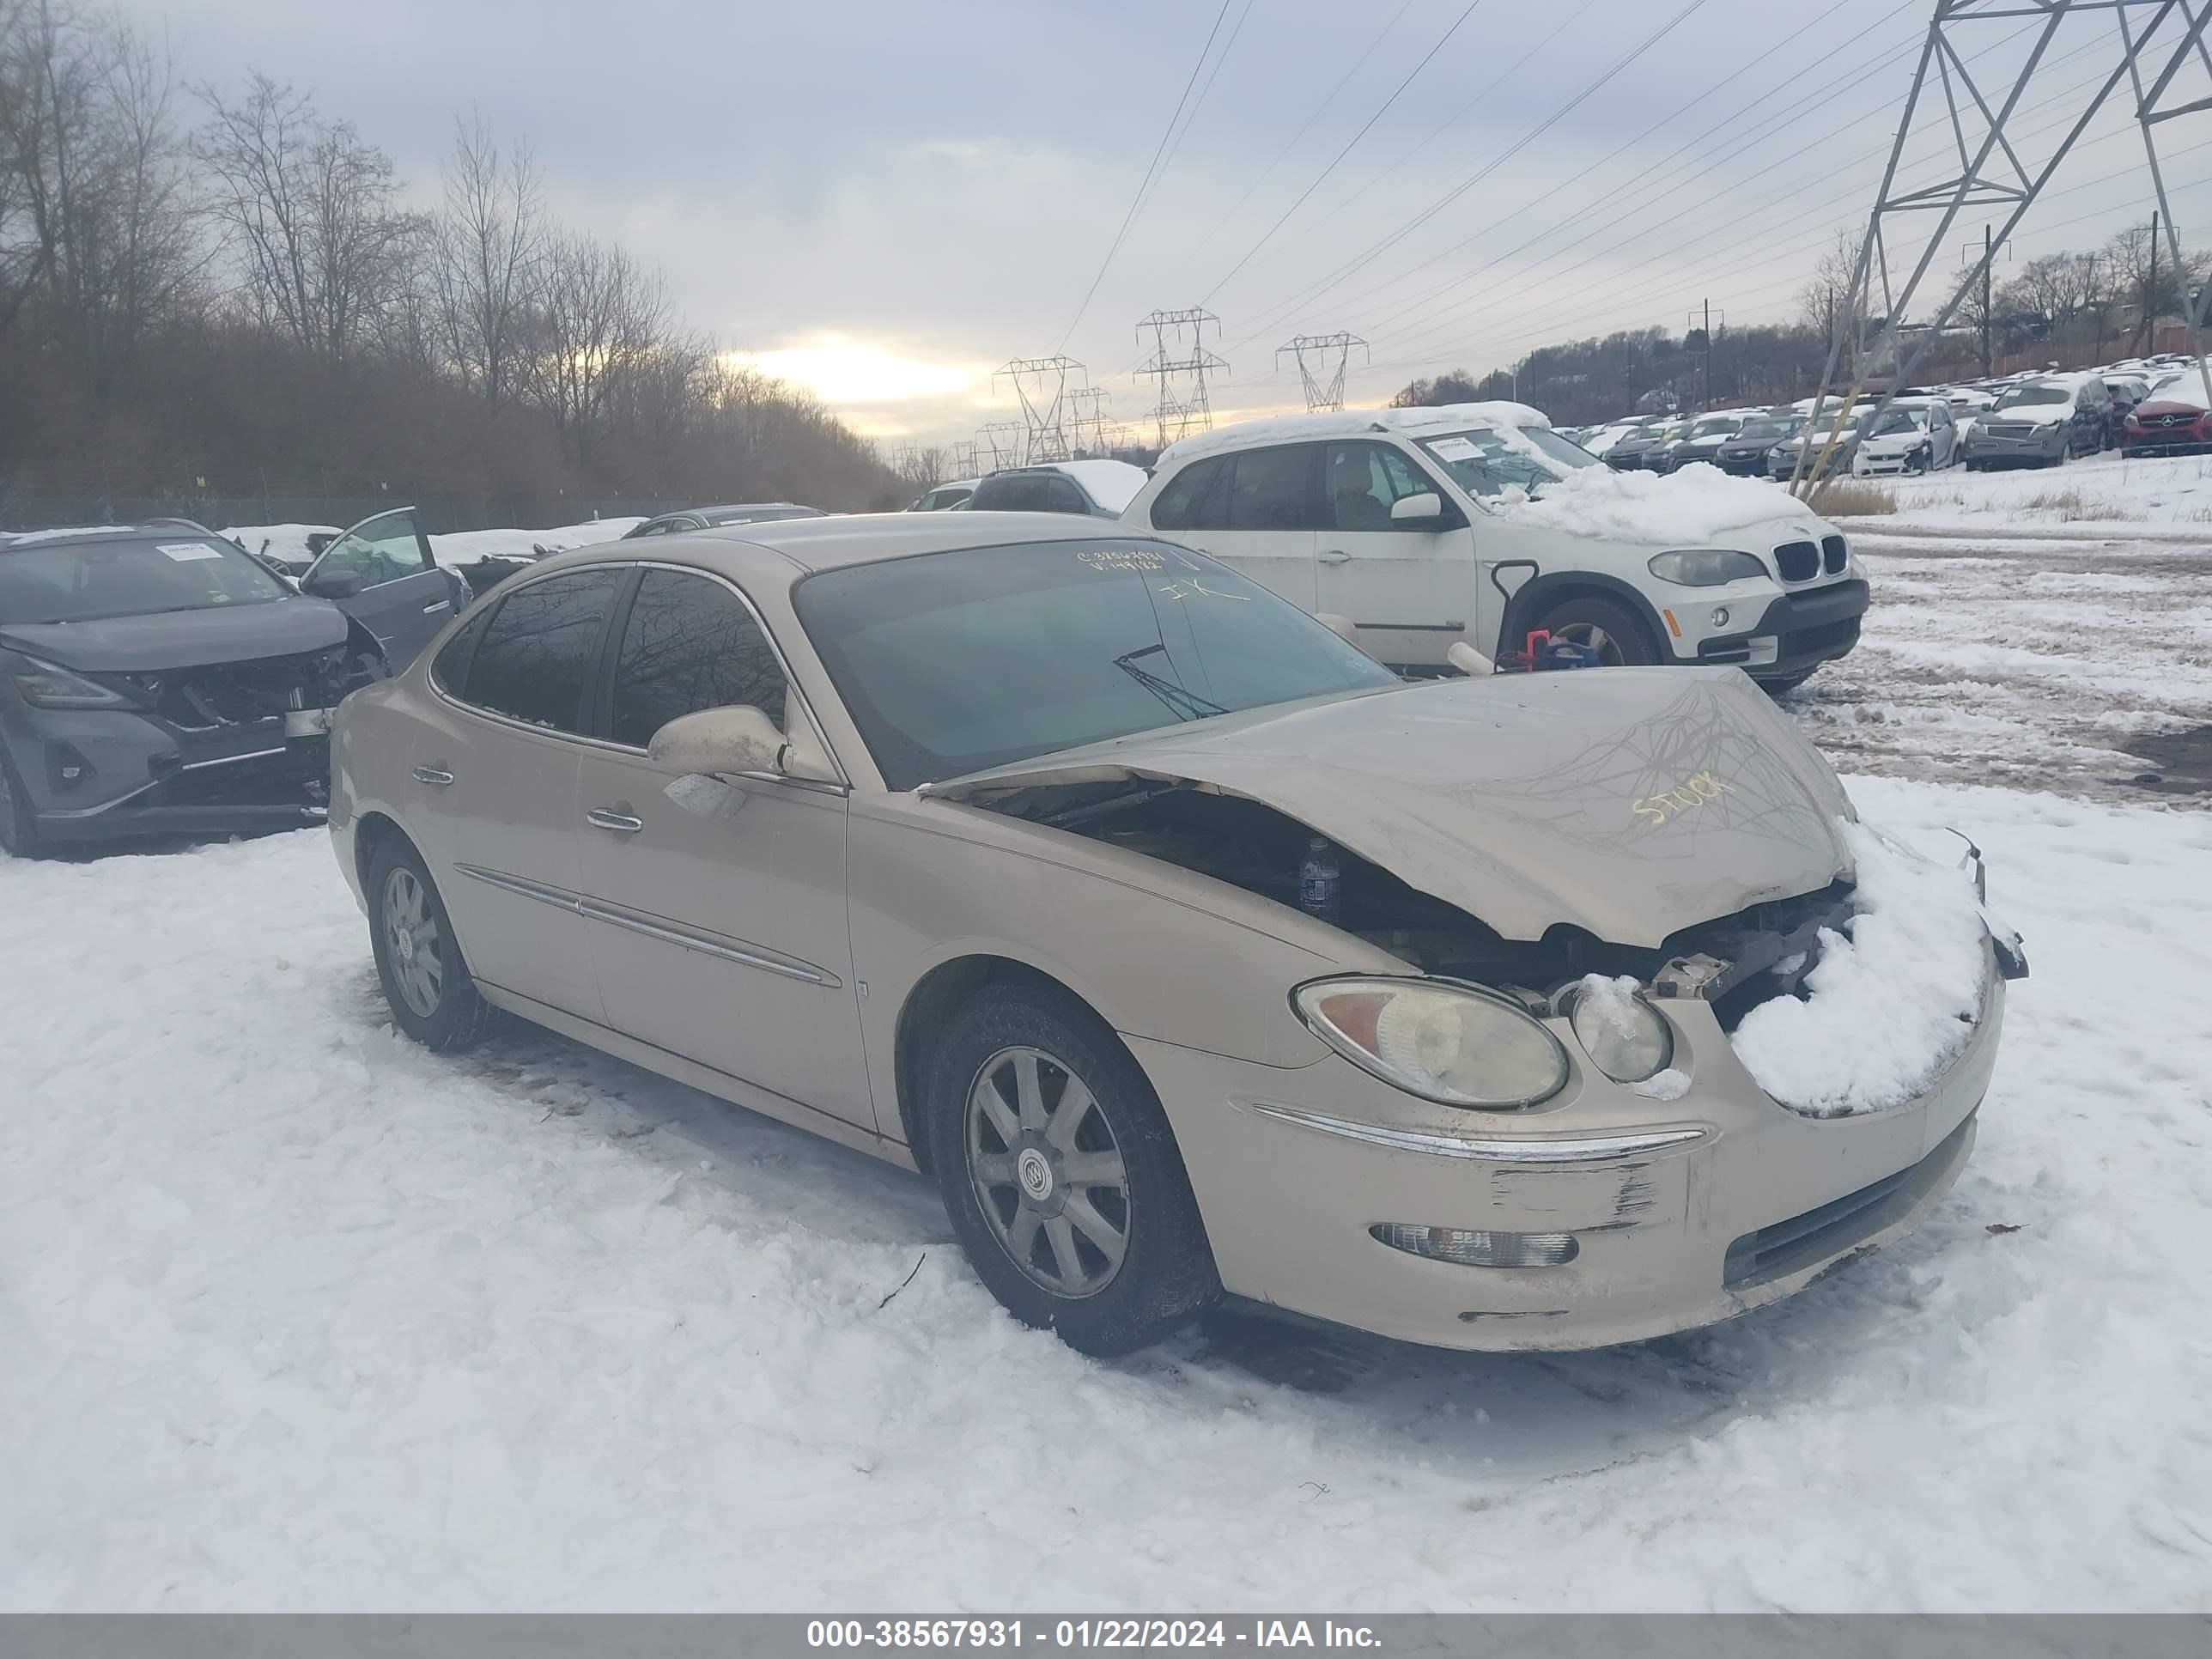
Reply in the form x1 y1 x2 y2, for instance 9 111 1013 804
367 838 497 1051
1532 595 1659 667
924 983 1220 1356
0 750 41 858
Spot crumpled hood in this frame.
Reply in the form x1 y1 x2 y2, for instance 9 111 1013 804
0 595 349 672
930 669 1856 947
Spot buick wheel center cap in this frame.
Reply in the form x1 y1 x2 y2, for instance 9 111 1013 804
1016 1147 1054 1201
394 927 416 963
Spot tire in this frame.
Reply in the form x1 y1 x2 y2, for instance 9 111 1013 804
922 982 1220 1357
1757 669 1816 695
1532 594 1659 667
0 748 41 859
366 836 497 1051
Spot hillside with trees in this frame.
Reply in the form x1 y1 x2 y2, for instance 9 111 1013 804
0 0 904 526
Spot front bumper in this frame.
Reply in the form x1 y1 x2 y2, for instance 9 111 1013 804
16 705 333 845
1692 577 1868 679
1133 942 2003 1352
2122 419 2211 453
1853 446 1930 477
1966 428 2064 465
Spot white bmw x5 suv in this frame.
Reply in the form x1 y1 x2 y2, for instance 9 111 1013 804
1121 404 1869 692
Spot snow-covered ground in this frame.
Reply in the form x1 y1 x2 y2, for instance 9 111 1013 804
4 778 2210 1612
1787 449 2212 799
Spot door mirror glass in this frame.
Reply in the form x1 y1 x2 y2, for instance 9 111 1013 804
647 704 787 777
1389 491 1445 525
306 569 366 599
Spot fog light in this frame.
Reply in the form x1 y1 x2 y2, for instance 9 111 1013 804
1710 605 1730 627
1369 1223 1579 1267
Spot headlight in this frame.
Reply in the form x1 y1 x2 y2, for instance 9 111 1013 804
1647 549 1766 586
1567 975 1674 1084
8 657 126 708
1293 977 1568 1111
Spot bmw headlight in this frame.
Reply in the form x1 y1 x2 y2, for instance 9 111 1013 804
1293 977 1568 1111
1647 549 1766 586
1566 975 1674 1083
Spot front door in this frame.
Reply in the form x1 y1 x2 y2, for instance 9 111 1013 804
574 566 872 1130
1314 441 1474 671
303 507 453 666
1147 445 1320 612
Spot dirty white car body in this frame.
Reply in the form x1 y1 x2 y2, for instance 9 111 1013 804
1120 403 1869 690
329 514 2015 1357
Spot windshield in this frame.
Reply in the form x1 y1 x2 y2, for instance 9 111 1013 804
793 538 1399 791
1415 426 1600 499
1874 408 1931 435
1996 384 2069 410
1686 417 1741 440
0 534 289 625
1736 417 1800 442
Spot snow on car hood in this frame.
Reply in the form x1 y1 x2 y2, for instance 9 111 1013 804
1988 403 2073 427
1494 460 1829 546
930 669 1855 946
0 592 350 672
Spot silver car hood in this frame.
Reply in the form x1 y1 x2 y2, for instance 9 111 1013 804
929 669 1855 947
0 595 350 672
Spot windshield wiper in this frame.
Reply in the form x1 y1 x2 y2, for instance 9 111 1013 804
1112 644 1228 722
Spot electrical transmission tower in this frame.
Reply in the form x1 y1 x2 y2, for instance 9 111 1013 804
945 441 981 478
977 421 1028 471
1793 0 2212 495
995 356 1084 463
1135 308 1229 449
1066 385 1116 454
1277 332 1369 412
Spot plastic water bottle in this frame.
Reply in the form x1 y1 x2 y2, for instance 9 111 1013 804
1298 836 1341 923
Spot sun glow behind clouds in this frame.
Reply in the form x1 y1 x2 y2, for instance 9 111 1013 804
731 335 982 405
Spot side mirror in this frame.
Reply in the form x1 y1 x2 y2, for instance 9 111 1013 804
1390 491 1446 526
648 705 787 777
307 569 364 599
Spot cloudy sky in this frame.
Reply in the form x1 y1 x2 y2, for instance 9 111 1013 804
120 0 2200 452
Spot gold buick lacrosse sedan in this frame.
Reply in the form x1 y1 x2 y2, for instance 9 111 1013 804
330 513 2021 1357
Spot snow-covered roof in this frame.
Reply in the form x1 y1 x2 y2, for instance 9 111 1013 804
1159 401 1550 466
1044 458 1148 513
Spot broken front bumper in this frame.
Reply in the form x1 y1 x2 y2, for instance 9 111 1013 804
20 703 335 844
1133 940 2003 1352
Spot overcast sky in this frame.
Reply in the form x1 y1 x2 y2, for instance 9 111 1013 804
119 0 2200 452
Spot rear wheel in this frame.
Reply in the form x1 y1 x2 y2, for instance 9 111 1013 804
0 750 40 858
1532 594 1659 667
1758 669 1816 695
367 838 496 1051
923 982 1219 1356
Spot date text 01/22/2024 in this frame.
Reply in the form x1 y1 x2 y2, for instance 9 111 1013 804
805 1620 1382 1650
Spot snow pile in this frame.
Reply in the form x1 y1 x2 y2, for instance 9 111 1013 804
429 518 641 568
221 523 343 563
1730 820 1990 1116
1052 459 1147 513
1501 459 1822 544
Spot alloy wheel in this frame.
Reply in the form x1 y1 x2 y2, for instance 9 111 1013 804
1549 622 1627 666
380 865 446 1018
965 1045 1131 1298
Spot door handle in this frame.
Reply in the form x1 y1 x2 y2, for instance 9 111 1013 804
411 767 455 786
422 599 451 614
586 808 644 834
1319 548 1352 564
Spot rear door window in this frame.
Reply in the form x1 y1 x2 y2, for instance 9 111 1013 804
459 568 628 733
1149 456 1228 530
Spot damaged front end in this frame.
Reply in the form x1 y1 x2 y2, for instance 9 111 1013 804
19 633 384 846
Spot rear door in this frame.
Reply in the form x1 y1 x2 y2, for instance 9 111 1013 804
1313 441 1473 671
302 507 453 666
1146 447 1319 611
572 565 872 1130
408 565 630 1022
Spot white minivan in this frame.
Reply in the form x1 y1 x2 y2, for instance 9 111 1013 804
1121 403 1869 691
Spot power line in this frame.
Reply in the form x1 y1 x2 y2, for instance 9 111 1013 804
1056 0 1237 352
1202 0 1492 304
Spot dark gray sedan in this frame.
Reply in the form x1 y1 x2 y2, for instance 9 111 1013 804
0 526 389 854
623 503 828 538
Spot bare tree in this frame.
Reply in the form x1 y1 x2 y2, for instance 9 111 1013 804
524 228 666 466
1797 229 1866 352
194 71 416 357
433 112 541 410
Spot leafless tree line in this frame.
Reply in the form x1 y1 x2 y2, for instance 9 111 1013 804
0 0 901 512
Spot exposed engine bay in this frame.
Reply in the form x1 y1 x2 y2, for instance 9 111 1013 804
983 779 1869 1028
